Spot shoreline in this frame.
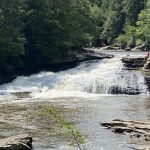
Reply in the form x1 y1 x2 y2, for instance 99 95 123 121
0 49 114 85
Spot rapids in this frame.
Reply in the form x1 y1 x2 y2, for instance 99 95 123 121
0 50 148 100
0 50 150 150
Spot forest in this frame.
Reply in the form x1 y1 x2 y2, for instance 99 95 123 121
0 0 150 78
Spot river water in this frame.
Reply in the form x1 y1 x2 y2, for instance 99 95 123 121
0 50 150 150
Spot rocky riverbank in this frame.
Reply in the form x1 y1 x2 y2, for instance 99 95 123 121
101 119 150 150
99 44 149 51
0 134 32 150
121 56 145 68
120 55 150 92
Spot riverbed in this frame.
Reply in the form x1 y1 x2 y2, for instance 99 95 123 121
0 49 150 150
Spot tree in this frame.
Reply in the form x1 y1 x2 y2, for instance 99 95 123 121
123 0 145 26
113 0 145 48
101 0 125 43
0 0 25 74
25 0 94 66
136 0 150 48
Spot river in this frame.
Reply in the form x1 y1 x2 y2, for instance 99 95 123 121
0 49 150 150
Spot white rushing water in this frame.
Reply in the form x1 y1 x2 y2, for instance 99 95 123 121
0 51 148 100
0 50 150 150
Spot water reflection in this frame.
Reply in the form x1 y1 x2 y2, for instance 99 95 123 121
1 95 150 149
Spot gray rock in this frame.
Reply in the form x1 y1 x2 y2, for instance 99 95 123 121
10 91 32 99
121 56 145 68
0 134 32 150
144 76 150 90
101 119 150 142
144 58 150 69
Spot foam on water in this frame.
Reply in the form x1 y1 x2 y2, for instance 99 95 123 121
0 52 148 100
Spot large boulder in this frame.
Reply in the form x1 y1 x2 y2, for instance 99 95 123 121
121 56 145 68
0 134 32 150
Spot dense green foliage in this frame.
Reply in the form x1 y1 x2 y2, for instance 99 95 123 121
25 0 94 66
91 0 146 48
0 0 150 76
0 0 95 75
0 0 26 74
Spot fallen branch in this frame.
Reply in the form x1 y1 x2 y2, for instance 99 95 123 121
72 130 82 150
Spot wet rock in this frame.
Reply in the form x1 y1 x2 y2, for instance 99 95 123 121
11 92 32 99
101 119 150 140
109 86 140 95
144 134 150 141
144 76 150 84
143 75 150 91
144 58 150 69
121 56 145 68
127 143 150 150
0 134 32 150
127 137 150 150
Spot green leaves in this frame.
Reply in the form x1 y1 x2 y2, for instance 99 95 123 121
0 0 25 61
1 0 150 75
136 0 150 47
102 4 125 42
46 106 85 145
102 0 148 48
25 0 94 65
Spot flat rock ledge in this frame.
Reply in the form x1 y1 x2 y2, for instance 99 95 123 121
121 57 145 68
101 119 150 150
0 134 32 150
101 119 150 138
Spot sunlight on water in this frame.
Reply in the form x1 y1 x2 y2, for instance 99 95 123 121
0 50 149 150
0 51 148 100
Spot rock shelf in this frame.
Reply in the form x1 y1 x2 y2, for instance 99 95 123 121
101 119 150 149
0 134 32 150
101 119 150 140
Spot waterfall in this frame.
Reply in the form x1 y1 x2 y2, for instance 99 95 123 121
56 58 148 95
0 53 148 100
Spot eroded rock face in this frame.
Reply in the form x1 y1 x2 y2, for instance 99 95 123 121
0 134 32 150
